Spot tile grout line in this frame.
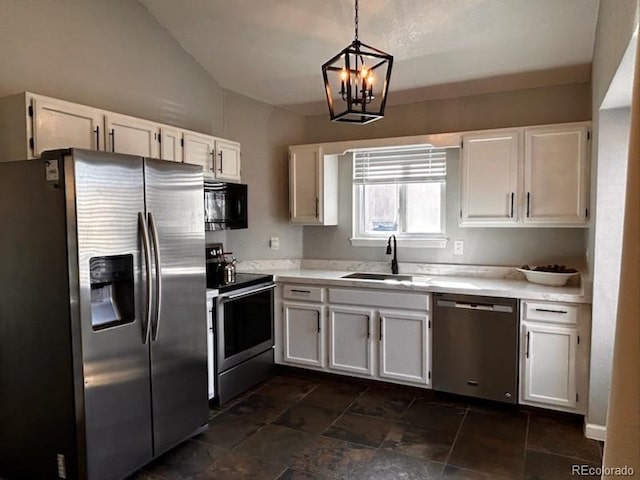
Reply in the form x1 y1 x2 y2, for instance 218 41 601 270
521 412 530 480
441 404 469 470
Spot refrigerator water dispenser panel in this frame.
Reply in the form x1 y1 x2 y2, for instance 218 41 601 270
90 254 135 330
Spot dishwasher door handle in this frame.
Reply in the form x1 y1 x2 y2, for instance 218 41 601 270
436 299 513 313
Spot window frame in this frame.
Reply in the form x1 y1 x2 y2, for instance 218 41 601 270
351 180 448 248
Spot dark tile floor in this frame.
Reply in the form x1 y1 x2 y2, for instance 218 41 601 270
131 369 603 480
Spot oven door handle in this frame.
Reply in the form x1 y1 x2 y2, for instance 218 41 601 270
220 283 277 301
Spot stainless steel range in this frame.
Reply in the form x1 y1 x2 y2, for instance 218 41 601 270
206 251 276 404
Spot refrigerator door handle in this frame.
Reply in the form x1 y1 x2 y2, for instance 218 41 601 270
139 212 153 344
148 212 163 341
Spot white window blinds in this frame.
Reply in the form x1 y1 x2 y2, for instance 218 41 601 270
353 144 447 184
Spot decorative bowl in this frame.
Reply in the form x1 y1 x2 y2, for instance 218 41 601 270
517 268 579 287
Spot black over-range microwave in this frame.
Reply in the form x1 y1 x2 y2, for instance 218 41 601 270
204 181 248 230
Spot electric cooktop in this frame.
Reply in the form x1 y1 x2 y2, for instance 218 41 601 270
209 272 274 293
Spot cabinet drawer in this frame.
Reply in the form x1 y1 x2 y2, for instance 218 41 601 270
329 288 429 311
282 284 325 302
523 301 578 325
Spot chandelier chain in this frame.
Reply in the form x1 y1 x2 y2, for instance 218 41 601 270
354 0 359 42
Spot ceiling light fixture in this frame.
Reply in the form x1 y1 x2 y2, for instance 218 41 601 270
321 0 393 124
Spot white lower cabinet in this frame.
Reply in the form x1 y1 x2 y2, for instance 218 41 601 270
521 323 577 409
278 284 431 388
328 306 375 376
379 310 430 385
282 302 325 368
519 300 588 413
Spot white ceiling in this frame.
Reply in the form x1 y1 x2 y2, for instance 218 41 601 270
140 0 599 115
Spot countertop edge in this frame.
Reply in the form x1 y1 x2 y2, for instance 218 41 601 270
267 270 591 304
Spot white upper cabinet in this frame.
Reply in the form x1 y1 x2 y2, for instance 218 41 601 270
459 122 590 228
183 132 215 174
289 145 338 225
524 125 590 225
159 126 183 163
214 138 241 183
104 113 159 158
32 96 103 157
0 93 241 181
460 131 520 225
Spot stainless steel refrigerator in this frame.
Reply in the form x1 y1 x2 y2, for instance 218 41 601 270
0 149 208 480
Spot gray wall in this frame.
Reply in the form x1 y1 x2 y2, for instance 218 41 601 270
224 91 305 260
588 107 631 428
304 83 591 143
586 0 640 432
302 83 591 266
303 150 587 266
0 0 223 134
0 0 307 260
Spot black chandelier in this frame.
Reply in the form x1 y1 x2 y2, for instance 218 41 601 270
321 0 393 124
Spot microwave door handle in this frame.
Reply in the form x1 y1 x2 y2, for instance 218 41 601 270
138 212 153 344
148 212 163 341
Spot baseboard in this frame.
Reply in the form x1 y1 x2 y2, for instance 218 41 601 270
584 422 607 441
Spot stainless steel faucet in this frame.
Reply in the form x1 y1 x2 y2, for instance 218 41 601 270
386 235 398 274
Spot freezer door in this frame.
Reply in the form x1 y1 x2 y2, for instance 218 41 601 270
71 150 153 480
145 158 208 455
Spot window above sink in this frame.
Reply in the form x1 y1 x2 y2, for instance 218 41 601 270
350 144 449 248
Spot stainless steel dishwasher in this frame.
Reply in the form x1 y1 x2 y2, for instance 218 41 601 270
432 293 519 404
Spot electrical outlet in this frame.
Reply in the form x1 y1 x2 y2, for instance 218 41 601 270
270 237 280 250
453 240 464 255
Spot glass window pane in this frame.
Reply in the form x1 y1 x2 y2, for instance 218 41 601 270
405 183 443 233
363 184 399 233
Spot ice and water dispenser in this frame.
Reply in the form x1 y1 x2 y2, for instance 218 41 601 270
90 255 135 330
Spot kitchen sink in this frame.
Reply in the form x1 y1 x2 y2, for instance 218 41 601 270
342 272 414 282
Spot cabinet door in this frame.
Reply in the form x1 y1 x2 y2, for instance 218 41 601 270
160 127 183 163
379 310 430 385
282 302 325 368
460 131 520 225
328 306 374 376
289 145 321 224
105 113 159 158
214 138 241 182
183 132 215 175
32 97 103 157
521 323 578 409
524 125 589 225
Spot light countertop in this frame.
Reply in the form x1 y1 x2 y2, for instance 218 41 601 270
266 269 590 304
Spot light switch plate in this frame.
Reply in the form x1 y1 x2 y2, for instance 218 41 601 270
453 240 464 255
270 237 280 250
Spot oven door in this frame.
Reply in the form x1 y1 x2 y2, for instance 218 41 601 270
216 282 275 373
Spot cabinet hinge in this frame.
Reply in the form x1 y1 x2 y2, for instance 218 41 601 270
157 133 161 143
29 137 34 151
460 209 462 219
460 140 463 149
585 209 589 219
180 138 184 148
428 320 431 329
28 105 34 117
576 393 579 402
577 335 580 345
428 371 431 379
587 130 591 140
